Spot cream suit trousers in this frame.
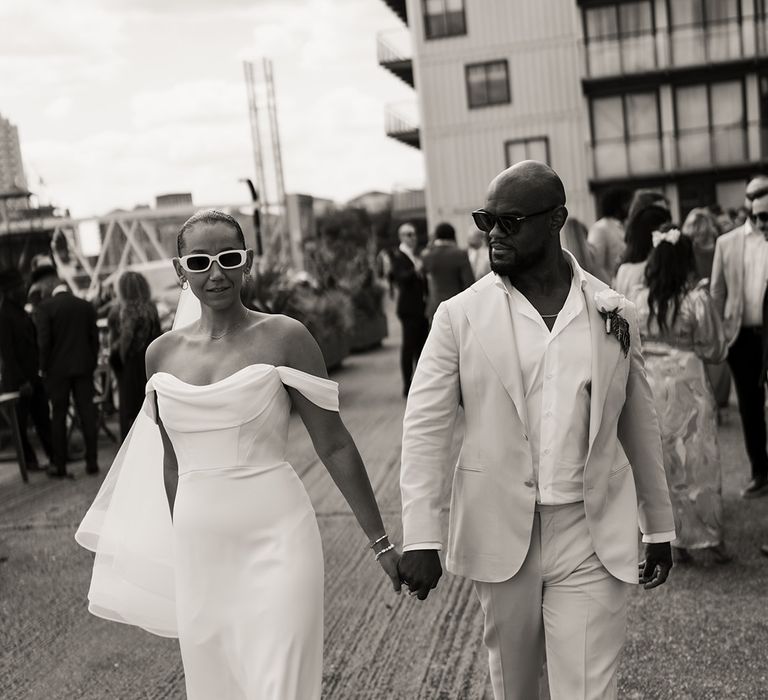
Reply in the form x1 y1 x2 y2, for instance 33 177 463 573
474 502 631 700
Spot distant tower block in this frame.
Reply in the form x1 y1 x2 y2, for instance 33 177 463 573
243 58 288 264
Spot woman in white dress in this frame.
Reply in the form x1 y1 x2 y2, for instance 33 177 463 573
76 210 401 699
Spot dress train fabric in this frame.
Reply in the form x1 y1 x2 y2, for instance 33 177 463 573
76 287 339 699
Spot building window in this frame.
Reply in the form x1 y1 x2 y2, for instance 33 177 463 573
423 0 466 39
674 80 747 168
505 137 550 167
668 0 742 65
583 1 656 77
590 91 662 178
466 60 510 109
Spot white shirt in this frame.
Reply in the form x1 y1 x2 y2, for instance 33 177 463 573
403 251 673 550
468 245 491 279
501 262 591 504
741 219 768 327
398 242 421 270
587 217 625 279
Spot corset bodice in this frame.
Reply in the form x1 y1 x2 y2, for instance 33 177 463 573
146 364 339 476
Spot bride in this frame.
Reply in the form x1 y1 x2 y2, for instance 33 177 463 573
76 210 401 699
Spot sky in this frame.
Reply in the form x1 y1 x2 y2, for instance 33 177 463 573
0 0 424 218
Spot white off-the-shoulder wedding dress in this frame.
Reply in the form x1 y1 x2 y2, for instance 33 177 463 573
76 361 338 700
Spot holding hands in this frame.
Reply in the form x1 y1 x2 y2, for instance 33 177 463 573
371 535 402 593
371 538 443 600
397 549 442 600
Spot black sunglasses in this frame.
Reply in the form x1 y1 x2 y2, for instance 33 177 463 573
751 211 768 224
472 205 559 235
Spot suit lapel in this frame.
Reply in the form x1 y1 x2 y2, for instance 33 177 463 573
462 279 528 429
585 280 622 457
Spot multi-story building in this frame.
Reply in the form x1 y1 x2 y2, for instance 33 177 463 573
0 113 27 194
377 0 768 240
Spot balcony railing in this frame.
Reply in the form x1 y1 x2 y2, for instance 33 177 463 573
380 0 407 25
393 188 426 213
589 123 758 181
584 16 761 79
385 102 420 150
377 28 414 87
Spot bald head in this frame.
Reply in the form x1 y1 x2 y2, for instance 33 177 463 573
486 160 566 214
746 175 768 208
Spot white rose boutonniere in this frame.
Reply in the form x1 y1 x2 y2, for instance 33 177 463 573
594 289 630 357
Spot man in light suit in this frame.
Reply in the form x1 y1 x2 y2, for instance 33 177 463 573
398 161 674 699
711 175 768 498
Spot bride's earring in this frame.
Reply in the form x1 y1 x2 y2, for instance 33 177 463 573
181 278 189 290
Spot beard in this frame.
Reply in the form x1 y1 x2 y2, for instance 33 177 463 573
489 240 548 281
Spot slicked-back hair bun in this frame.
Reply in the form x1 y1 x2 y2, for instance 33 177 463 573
177 209 246 256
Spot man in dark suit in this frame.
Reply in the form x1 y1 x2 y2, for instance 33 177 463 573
389 222 429 397
421 222 475 321
36 273 100 477
0 268 53 470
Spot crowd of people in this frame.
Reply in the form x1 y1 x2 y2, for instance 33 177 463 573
582 179 768 561
0 260 161 478
382 220 490 397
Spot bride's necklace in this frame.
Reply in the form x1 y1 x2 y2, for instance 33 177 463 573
201 312 250 341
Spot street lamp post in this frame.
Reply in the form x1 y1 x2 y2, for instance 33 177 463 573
239 177 263 259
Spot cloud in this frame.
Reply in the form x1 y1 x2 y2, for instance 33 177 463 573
131 81 248 129
45 97 74 121
4 0 424 216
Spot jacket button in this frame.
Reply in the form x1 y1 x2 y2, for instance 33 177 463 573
524 480 535 488
523 434 529 441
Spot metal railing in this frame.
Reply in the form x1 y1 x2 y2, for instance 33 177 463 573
393 188 426 213
385 102 420 136
380 0 407 25
377 28 412 65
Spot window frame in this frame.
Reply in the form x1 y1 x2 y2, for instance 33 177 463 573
672 77 748 168
588 88 663 177
465 59 511 110
422 0 468 40
582 0 658 76
665 0 744 64
504 136 551 168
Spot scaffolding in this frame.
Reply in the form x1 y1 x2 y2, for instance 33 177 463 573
243 58 288 265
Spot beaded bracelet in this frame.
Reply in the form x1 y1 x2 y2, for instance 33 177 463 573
369 534 389 549
375 543 395 560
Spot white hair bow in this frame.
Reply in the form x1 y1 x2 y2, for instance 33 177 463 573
651 228 681 248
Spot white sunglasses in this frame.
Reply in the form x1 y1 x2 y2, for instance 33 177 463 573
177 250 248 273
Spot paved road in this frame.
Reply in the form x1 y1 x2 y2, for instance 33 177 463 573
1 312 767 698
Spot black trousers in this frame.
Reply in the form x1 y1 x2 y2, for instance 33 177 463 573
727 327 768 480
47 373 98 470
16 378 53 465
399 314 429 395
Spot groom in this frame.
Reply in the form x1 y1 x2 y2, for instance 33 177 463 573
398 161 675 699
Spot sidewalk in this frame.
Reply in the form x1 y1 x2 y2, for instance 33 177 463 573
1 313 767 698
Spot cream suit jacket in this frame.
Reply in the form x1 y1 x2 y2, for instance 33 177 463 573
399 271 675 585
710 223 746 347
